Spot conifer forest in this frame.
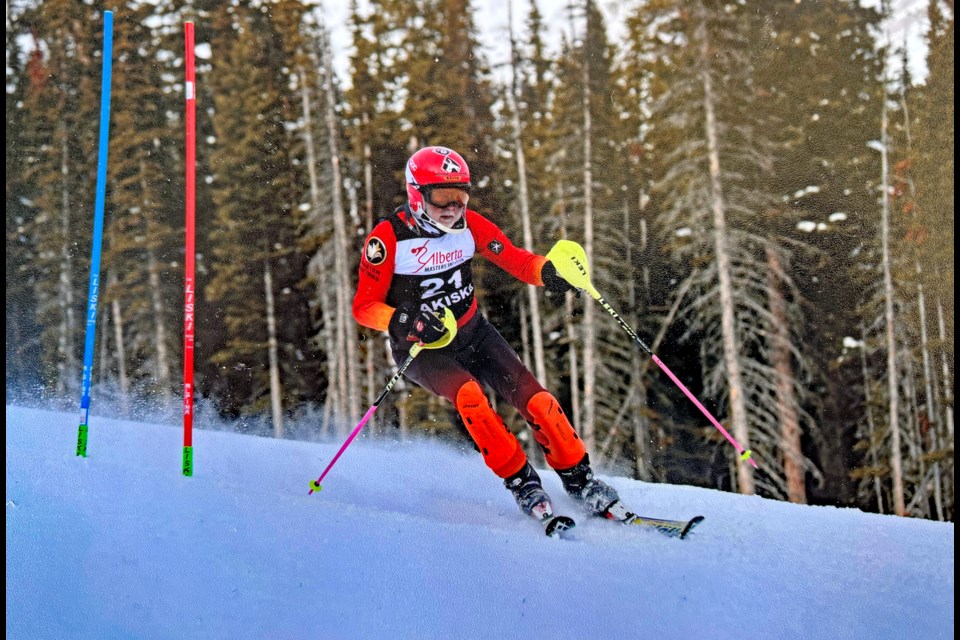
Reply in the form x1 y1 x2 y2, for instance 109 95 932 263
5 0 954 521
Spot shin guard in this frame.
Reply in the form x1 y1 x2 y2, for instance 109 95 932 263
456 381 527 478
526 391 586 470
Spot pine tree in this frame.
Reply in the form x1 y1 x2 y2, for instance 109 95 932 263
344 0 425 219
312 15 363 427
493 0 557 461
912 0 954 520
344 0 505 439
622 0 853 498
911 5 954 518
102 4 183 409
204 3 319 427
18 0 102 399
913 0 954 321
6 9 45 398
736 0 887 507
850 0 954 519
542 1 634 458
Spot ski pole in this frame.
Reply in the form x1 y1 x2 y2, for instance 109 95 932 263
545 240 757 468
308 308 458 493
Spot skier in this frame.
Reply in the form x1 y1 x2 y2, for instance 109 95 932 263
352 145 626 527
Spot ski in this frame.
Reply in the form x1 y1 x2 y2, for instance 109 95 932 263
543 515 576 538
624 514 704 539
604 501 703 539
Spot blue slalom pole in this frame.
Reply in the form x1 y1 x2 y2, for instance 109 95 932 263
77 10 114 457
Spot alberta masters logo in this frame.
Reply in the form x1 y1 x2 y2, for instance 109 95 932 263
365 237 387 265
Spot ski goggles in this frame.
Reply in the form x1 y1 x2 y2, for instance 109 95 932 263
425 187 470 211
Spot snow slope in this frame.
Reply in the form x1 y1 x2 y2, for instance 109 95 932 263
6 406 954 640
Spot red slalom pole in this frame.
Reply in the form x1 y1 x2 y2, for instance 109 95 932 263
182 21 196 476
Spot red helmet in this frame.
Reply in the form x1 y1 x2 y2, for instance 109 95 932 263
405 146 471 234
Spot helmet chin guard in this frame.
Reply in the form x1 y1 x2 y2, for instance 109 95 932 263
412 201 468 235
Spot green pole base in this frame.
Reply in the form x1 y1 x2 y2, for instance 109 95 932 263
309 480 322 493
182 446 193 477
76 424 88 457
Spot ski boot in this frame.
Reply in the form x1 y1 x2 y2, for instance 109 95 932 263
505 462 577 537
504 461 555 521
556 454 622 518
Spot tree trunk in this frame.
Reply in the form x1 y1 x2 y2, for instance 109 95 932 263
879 90 906 516
934 288 954 516
915 268 944 519
362 121 374 233
766 248 806 503
698 16 754 494
580 1 596 454
508 0 548 387
904 356 928 517
519 300 532 371
398 390 410 440
518 302 541 462
109 269 129 413
263 260 284 438
625 197 651 480
320 40 361 426
300 72 340 434
360 114 378 426
146 247 172 407
565 296 582 437
319 249 341 433
934 287 953 440
859 324 883 513
139 163 172 408
97 304 109 398
899 84 944 520
560 205 582 437
57 123 76 393
934 290 954 514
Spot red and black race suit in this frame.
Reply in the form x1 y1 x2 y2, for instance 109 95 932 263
352 206 589 476
353 207 547 339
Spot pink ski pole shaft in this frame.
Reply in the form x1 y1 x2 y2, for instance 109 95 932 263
308 404 377 493
594 294 757 468
308 344 423 494
546 239 756 467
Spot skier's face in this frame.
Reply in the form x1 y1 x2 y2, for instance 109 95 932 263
424 187 469 229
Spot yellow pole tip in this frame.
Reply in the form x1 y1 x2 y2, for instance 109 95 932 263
740 449 753 461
